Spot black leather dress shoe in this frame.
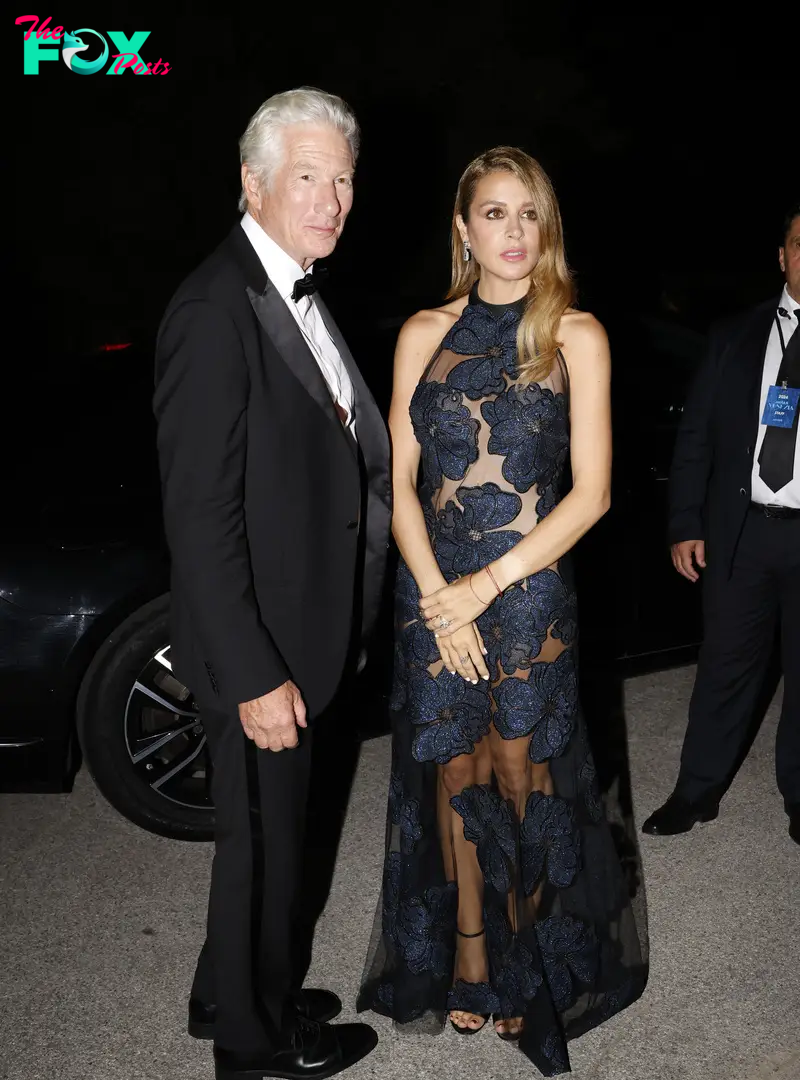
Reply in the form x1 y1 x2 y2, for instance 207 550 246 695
641 791 720 836
788 805 800 846
213 1017 378 1080
189 989 342 1040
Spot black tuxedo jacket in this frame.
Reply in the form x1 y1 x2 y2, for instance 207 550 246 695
668 296 779 580
154 224 391 716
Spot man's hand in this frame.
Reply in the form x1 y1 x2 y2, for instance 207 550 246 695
671 539 706 583
239 680 307 752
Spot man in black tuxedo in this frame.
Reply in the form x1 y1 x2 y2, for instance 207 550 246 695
643 206 800 845
154 88 391 1080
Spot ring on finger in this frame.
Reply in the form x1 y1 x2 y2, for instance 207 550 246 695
459 654 469 663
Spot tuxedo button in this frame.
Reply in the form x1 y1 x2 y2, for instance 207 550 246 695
739 487 747 496
347 520 358 529
746 446 752 456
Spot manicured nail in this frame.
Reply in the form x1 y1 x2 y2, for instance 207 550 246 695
482 675 489 680
472 679 478 684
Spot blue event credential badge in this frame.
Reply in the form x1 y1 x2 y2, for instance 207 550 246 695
761 385 800 429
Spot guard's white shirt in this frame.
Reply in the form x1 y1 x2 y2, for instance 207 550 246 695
240 212 356 438
751 285 798 507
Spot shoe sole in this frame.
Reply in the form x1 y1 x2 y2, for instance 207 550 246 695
190 1004 342 1040
214 1028 379 1080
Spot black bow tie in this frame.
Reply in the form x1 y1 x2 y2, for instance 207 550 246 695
291 266 328 303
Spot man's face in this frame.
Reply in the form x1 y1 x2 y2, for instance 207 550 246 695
243 123 354 269
779 214 800 303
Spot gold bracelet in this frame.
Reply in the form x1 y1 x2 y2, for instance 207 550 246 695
484 564 503 598
469 572 494 606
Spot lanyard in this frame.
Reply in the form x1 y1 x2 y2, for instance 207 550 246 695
774 313 795 389
775 313 787 356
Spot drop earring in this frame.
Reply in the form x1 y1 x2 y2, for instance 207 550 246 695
462 240 471 262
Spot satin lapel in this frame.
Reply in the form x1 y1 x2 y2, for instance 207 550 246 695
315 295 392 637
315 296 391 468
246 279 343 431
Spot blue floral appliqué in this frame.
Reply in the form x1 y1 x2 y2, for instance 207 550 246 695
394 883 457 979
384 852 457 980
491 650 578 761
410 381 479 488
536 915 599 1012
394 561 440 667
535 481 559 520
435 483 522 578
493 938 544 1018
484 909 544 1018
482 383 568 494
442 303 520 399
395 560 422 625
520 791 581 893
477 587 547 677
450 785 516 894
389 772 423 855
408 668 490 765
526 569 578 647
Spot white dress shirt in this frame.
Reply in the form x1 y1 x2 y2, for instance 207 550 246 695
240 212 356 438
751 285 799 508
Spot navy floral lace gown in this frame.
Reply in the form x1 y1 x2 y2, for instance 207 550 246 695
357 285 646 1075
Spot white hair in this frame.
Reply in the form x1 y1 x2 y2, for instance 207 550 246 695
238 86 360 212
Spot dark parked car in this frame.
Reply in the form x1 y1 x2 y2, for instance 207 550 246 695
0 311 704 840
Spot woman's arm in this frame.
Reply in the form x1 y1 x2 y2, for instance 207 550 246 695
490 312 612 590
389 313 450 595
420 312 612 632
390 311 490 682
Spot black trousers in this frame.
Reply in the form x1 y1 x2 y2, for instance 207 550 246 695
677 508 800 809
191 704 314 1055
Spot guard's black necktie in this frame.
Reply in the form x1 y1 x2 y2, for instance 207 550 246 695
758 309 800 493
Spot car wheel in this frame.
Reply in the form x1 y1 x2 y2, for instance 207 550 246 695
77 593 214 841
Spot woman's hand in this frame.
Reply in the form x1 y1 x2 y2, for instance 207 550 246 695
436 622 490 684
420 573 494 640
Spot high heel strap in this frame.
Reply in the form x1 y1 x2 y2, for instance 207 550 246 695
456 927 485 938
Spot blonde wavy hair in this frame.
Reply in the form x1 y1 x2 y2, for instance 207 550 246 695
447 147 575 385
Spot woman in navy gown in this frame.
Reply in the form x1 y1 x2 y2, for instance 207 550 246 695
358 147 646 1075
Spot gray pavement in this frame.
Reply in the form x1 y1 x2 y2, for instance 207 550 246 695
1 665 798 1080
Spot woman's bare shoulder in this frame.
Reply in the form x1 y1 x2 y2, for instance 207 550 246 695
559 308 609 355
396 296 468 355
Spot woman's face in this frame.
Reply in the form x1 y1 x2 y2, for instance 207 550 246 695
458 170 541 282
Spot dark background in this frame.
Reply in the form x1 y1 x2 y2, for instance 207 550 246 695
10 9 795 366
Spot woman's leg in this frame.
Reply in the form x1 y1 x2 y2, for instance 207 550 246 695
438 738 492 1030
488 684 555 1037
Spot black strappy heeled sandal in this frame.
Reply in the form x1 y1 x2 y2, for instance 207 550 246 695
448 928 491 1035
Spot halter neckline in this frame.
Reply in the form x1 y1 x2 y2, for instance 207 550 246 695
468 281 527 318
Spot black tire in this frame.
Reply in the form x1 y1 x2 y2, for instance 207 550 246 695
76 593 214 841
